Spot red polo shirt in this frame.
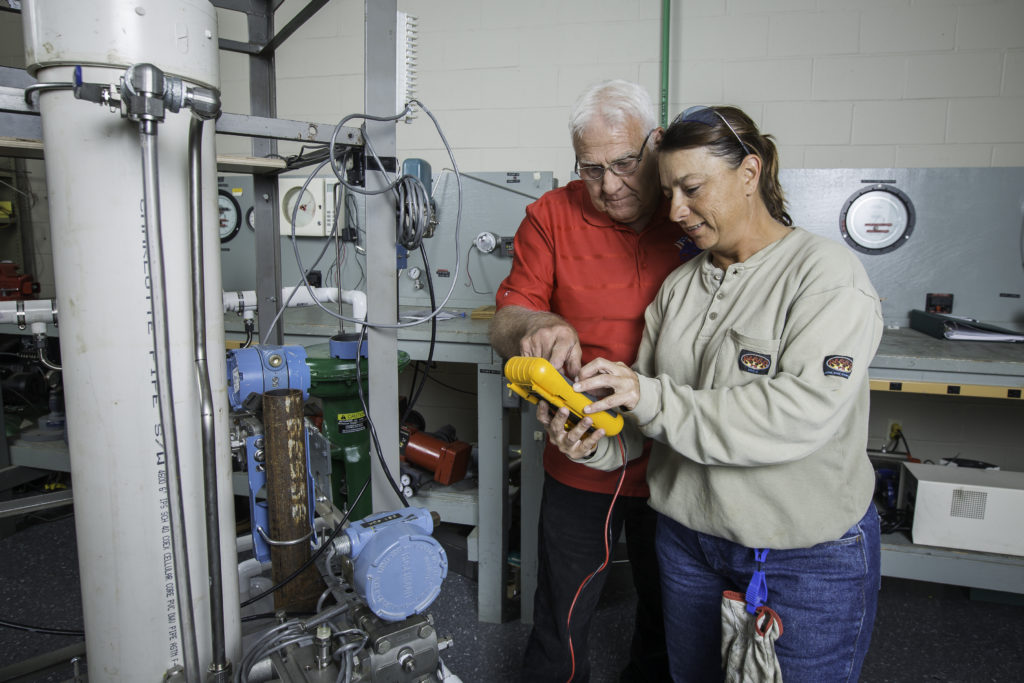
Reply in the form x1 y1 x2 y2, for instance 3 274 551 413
496 180 699 497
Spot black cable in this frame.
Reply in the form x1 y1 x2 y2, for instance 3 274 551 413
262 158 349 342
405 361 421 407
241 611 314 623
465 244 491 295
1 385 40 406
400 247 437 425
878 509 910 535
423 372 477 396
899 431 913 459
353 325 409 508
239 475 370 609
0 618 84 637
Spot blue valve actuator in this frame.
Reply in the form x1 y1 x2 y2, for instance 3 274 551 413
226 345 311 410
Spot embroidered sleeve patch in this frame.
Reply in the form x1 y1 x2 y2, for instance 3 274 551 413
738 350 772 375
823 355 853 378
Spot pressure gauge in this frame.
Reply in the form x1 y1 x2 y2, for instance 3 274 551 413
282 186 318 229
218 190 241 243
474 231 498 254
246 207 255 231
839 184 915 255
407 266 423 290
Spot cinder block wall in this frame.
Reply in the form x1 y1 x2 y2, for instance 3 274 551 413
212 0 1024 177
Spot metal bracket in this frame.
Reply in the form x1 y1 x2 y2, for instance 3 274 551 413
255 525 312 548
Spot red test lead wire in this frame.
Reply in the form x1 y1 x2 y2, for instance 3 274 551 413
565 433 628 683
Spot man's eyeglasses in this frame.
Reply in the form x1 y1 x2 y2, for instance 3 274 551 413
673 105 752 156
576 129 655 182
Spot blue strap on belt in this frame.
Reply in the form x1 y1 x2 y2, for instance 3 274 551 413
744 548 770 614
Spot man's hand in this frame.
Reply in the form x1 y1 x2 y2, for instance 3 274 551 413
490 306 583 378
519 318 582 378
535 400 606 460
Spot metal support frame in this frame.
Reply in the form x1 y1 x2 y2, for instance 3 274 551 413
518 406 544 624
214 0 323 56
13 158 38 291
0 489 73 520
363 0 403 514
216 112 361 147
1 68 43 140
476 363 510 623
245 0 284 345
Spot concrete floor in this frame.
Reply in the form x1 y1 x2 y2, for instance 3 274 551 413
2 513 1023 682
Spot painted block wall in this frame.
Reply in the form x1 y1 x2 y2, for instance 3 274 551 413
211 0 1024 179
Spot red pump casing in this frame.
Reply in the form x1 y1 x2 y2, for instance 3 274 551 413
399 425 470 486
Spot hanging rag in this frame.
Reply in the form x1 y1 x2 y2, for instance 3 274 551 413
721 548 784 682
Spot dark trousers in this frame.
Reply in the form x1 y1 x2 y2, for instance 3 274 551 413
522 475 668 682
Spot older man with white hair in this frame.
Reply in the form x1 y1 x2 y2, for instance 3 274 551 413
491 80 700 682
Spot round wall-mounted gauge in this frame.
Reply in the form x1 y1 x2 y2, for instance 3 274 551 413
474 231 498 253
246 207 255 231
282 186 317 228
218 190 241 243
839 184 915 255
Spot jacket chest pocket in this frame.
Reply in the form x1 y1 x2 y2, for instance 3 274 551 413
712 328 781 387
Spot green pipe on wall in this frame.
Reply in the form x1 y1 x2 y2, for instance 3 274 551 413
660 0 671 127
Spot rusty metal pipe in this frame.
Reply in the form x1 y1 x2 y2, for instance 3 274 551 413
262 388 321 612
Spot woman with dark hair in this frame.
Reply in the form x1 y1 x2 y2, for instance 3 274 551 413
538 105 884 681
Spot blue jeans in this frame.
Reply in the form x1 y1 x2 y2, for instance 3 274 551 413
656 505 880 683
522 475 668 682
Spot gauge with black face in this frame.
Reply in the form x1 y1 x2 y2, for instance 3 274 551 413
218 190 242 243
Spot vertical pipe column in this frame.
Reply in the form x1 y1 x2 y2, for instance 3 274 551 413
21 2 240 677
263 388 320 611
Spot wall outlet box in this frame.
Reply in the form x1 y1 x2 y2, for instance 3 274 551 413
898 462 1024 557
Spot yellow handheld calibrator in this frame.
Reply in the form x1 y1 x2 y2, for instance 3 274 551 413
503 356 624 436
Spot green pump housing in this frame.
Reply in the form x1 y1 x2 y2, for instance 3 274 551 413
305 342 410 520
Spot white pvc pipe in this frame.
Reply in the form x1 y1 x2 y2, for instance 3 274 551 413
342 289 368 331
22 1 240 678
236 558 271 601
0 299 57 326
223 287 367 332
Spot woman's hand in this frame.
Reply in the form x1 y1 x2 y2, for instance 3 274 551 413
574 358 641 413
536 401 606 461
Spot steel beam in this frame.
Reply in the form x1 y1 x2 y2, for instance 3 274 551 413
216 111 361 146
247 0 283 345
364 0 401 515
0 489 74 520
